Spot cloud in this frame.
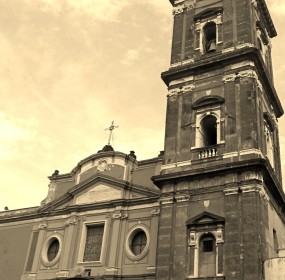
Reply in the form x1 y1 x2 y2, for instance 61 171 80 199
121 49 140 65
0 113 36 160
267 0 285 16
24 0 130 21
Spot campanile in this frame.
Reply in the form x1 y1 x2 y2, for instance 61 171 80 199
153 0 285 279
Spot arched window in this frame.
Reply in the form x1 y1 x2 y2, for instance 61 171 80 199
257 38 263 52
264 120 274 168
199 234 216 277
199 115 217 147
203 22 217 53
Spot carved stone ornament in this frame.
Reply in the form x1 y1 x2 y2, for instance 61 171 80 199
56 270 69 278
97 159 110 172
189 231 196 246
223 70 257 83
185 0 197 10
112 211 128 220
167 84 195 97
151 208 160 216
172 5 184 15
216 225 224 243
38 223 47 230
172 0 196 15
65 217 77 226
251 0 257 7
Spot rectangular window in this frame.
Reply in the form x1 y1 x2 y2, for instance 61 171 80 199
203 240 214 252
273 229 279 253
83 224 104 262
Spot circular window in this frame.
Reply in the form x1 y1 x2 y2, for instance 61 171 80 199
41 234 62 267
47 239 59 262
125 225 150 261
131 230 147 256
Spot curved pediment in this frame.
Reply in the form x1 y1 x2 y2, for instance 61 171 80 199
192 95 224 109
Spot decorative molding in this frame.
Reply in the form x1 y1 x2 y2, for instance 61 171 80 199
189 231 196 246
172 5 184 15
65 217 77 226
224 187 239 195
151 208 160 216
170 61 182 68
175 194 190 203
182 58 195 65
236 43 255 49
159 196 174 205
240 148 263 157
222 47 235 54
172 1 196 15
167 88 180 97
112 211 128 220
240 185 269 201
167 84 195 97
251 0 257 7
185 0 197 11
105 267 119 275
216 225 224 243
169 76 194 87
222 73 237 83
27 274 37 280
56 271 69 278
38 223 47 230
223 70 258 83
97 159 111 172
223 152 238 159
161 160 192 170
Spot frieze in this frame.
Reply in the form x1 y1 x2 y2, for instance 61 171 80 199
223 70 258 83
167 84 195 97
172 0 196 15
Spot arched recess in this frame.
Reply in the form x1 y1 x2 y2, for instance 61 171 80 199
186 212 224 278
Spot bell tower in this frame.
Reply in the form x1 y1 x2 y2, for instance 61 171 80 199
153 0 285 279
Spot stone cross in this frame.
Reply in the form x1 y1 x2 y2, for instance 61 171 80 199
105 121 119 145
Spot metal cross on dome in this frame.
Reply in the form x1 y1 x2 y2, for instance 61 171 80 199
105 121 119 145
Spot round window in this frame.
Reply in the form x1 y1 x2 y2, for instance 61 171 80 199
47 238 60 262
125 225 150 261
131 230 147 256
41 234 62 267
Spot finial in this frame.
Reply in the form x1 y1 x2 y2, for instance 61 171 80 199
105 121 119 145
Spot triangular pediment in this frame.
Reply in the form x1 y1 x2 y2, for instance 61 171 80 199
39 174 160 212
186 211 224 226
74 183 122 205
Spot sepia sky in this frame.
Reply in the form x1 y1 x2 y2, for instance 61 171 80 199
0 0 285 210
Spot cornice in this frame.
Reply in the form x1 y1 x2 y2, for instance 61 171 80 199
161 47 283 118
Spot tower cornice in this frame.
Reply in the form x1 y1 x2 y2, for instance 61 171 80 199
161 47 283 118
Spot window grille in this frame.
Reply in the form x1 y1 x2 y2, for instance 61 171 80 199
47 239 59 262
131 231 147 256
83 225 104 262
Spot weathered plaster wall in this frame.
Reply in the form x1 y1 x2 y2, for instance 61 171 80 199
0 223 33 280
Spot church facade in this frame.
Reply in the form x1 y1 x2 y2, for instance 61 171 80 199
1 0 285 279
